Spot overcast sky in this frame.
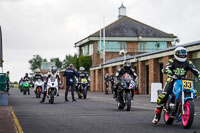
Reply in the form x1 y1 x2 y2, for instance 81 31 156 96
1 0 200 81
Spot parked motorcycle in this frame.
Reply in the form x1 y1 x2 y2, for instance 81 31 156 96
46 77 59 104
34 79 43 98
78 78 88 99
163 76 198 129
117 73 135 111
22 79 30 95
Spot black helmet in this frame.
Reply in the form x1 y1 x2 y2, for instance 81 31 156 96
123 61 131 70
25 73 28 76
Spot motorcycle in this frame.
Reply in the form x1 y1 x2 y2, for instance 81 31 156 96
19 81 23 93
22 79 30 95
105 81 109 95
34 79 43 98
117 73 135 111
163 76 198 129
78 78 88 99
46 77 59 104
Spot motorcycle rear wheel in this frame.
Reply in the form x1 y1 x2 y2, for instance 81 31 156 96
164 100 174 125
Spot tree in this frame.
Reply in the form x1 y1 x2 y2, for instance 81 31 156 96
29 55 47 72
62 54 79 69
78 56 92 71
50 58 62 70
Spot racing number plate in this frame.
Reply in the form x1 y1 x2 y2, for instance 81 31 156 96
182 80 193 89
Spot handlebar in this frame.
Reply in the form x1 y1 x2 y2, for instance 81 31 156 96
169 75 199 82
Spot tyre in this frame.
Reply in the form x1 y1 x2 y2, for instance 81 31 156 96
182 100 194 129
83 89 87 99
50 91 55 104
23 88 26 95
164 100 174 125
126 93 132 111
164 111 174 125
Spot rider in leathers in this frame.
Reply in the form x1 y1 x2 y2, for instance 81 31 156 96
23 73 30 95
77 67 89 92
40 66 61 103
152 46 200 124
115 61 138 100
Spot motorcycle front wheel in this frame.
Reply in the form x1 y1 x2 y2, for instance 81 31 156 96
83 89 87 99
182 100 194 129
50 91 55 104
125 93 132 111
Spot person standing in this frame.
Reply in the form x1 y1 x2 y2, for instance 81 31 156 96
6 71 10 95
63 64 78 102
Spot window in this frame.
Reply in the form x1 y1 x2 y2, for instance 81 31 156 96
138 42 167 52
81 47 85 55
98 41 126 52
89 44 93 55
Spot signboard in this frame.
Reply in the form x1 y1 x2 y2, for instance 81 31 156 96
151 83 162 102
0 26 3 67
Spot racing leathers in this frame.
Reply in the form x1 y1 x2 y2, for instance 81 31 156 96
115 67 138 100
40 71 61 103
153 58 200 123
77 72 89 91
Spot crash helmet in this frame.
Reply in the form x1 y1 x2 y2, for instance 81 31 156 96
123 61 131 70
80 67 85 72
35 68 40 75
25 73 28 77
51 66 57 74
174 46 187 62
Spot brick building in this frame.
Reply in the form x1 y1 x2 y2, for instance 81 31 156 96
75 3 176 66
90 41 200 96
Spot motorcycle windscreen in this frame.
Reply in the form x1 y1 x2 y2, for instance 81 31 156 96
50 77 56 82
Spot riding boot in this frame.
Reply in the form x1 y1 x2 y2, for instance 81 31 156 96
40 92 46 103
152 106 163 124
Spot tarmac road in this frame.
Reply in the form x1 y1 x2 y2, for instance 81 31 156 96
9 88 200 133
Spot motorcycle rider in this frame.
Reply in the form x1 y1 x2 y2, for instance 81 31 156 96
33 68 44 93
152 46 200 124
115 61 138 100
23 73 30 95
78 67 89 88
24 73 30 81
104 73 110 94
40 66 61 103
109 73 115 95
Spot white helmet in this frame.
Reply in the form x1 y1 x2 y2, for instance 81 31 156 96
80 67 85 71
174 46 187 62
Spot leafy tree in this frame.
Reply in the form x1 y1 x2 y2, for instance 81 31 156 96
29 55 47 72
78 56 92 71
50 58 62 70
62 54 79 69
